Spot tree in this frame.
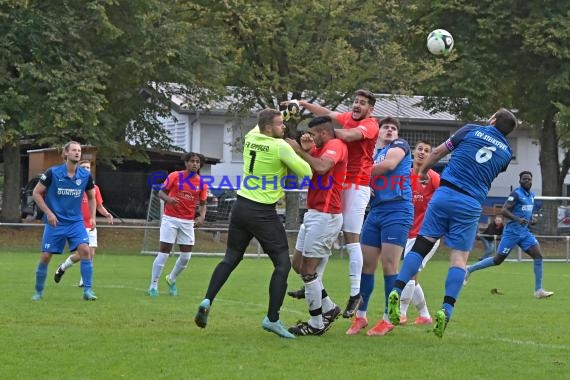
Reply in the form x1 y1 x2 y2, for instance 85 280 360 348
409 0 570 233
0 0 230 222
206 0 439 228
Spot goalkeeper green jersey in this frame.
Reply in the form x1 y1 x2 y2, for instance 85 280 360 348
238 126 312 204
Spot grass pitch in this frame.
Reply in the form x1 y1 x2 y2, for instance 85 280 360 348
1 250 569 379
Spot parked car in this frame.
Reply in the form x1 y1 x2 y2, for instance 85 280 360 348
20 175 43 220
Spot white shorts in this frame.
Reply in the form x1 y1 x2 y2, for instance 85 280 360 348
342 184 370 234
86 228 97 248
404 238 440 271
160 215 195 246
295 210 343 258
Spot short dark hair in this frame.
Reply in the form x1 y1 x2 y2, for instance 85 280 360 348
415 139 431 147
258 108 282 132
308 116 334 135
355 89 376 107
78 159 92 166
494 108 517 136
379 116 400 131
519 170 532 179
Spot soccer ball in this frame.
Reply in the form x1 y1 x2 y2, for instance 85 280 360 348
427 29 454 56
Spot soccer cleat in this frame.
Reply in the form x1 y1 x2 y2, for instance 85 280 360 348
288 321 325 336
54 265 66 283
387 290 401 325
322 305 342 332
399 315 408 325
342 294 363 318
345 317 368 335
414 316 433 325
261 316 295 339
287 286 305 299
366 320 395 336
534 289 554 299
31 292 43 301
147 288 159 297
78 278 84 288
195 299 211 328
83 290 97 301
165 275 178 296
463 270 470 286
433 309 448 338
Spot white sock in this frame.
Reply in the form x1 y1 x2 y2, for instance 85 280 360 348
169 252 191 282
400 280 416 316
61 256 75 270
150 252 169 289
346 243 363 296
356 310 367 319
304 277 324 329
413 283 430 318
319 278 335 313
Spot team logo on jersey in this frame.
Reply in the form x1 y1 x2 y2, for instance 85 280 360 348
75 179 82 186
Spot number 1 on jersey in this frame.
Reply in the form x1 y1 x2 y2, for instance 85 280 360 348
248 150 256 174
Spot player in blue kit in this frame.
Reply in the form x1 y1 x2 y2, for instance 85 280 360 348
386 108 518 338
31 141 97 301
346 117 413 336
464 171 554 298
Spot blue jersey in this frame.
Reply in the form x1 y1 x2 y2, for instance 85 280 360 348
504 187 535 231
442 124 512 204
369 138 412 207
40 164 94 224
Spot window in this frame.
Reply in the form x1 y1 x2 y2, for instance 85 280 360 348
164 121 188 151
200 123 224 159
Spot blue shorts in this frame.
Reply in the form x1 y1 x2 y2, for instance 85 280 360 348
41 221 89 254
361 201 413 248
419 186 481 251
497 227 539 256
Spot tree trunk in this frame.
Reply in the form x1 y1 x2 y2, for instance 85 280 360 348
538 111 560 235
1 142 22 223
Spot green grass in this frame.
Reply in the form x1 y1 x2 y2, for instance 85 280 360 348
1 250 569 379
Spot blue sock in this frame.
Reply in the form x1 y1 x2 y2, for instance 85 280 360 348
80 259 93 291
383 274 397 314
533 259 543 291
394 252 423 294
442 266 466 320
359 273 375 312
468 257 496 273
35 262 48 293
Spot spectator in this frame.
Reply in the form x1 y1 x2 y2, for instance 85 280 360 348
478 215 504 260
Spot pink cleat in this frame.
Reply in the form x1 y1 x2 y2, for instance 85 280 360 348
366 320 395 336
346 317 368 335
399 315 408 325
414 316 433 325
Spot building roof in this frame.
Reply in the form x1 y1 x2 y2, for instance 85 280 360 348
164 85 460 125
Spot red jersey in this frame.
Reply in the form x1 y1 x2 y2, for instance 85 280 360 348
409 168 440 238
336 112 378 185
307 138 348 214
163 171 208 220
81 185 103 229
